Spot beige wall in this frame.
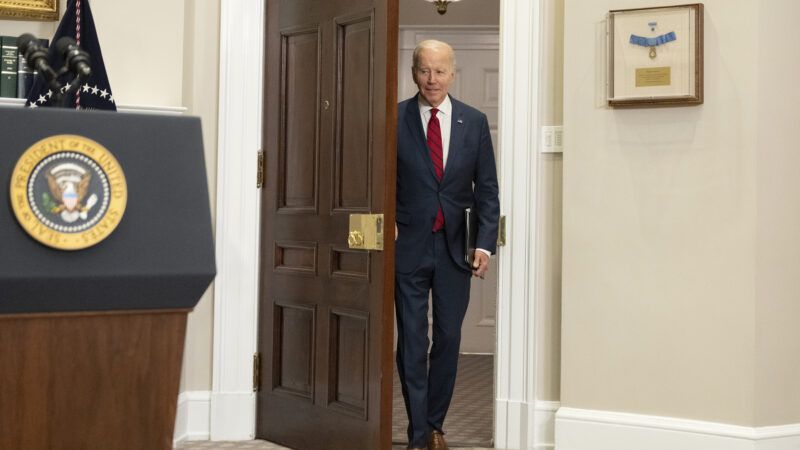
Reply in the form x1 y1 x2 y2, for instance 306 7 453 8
536 0 564 403
91 0 185 106
755 2 800 428
562 0 800 428
399 0 499 25
179 0 220 393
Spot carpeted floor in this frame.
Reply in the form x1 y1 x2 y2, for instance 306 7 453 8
392 354 494 448
177 354 494 450
176 441 496 450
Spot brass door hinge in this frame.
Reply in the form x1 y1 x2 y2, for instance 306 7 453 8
497 215 507 247
253 352 261 392
256 149 265 189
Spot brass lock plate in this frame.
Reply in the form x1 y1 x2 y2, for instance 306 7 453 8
497 215 507 247
348 214 384 251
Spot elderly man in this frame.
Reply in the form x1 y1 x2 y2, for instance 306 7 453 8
394 40 500 450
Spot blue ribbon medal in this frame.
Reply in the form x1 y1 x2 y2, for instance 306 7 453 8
629 31 676 59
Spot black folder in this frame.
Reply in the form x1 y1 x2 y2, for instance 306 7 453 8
464 207 478 265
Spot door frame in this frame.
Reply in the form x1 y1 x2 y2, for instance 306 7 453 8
210 0 547 447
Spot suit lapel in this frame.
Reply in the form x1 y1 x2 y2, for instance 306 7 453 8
405 95 439 182
442 96 466 185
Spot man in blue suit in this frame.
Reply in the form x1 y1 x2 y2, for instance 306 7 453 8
395 39 499 450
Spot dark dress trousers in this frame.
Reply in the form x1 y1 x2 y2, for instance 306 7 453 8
395 94 499 447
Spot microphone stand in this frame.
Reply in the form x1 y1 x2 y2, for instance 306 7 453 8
52 70 90 108
21 34 92 109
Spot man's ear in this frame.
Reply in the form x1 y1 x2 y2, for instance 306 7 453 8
411 66 418 84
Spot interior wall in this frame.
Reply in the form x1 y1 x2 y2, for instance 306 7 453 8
755 1 800 427
562 0 759 426
179 0 220 393
90 0 185 106
536 0 564 403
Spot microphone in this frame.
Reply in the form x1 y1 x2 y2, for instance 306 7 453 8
56 37 92 80
18 33 55 77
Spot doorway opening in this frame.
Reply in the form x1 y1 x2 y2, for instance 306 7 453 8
392 1 501 447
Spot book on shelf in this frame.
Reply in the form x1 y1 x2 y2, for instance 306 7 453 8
1 36 18 98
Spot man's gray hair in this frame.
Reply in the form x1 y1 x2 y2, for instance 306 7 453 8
412 39 456 71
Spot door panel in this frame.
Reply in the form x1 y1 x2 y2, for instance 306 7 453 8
334 14 372 212
279 28 320 212
274 301 316 398
258 1 398 449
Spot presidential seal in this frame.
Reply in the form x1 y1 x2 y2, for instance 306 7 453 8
9 134 127 251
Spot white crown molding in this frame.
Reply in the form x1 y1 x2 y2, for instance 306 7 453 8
210 0 264 440
556 407 800 450
494 0 543 449
173 391 212 445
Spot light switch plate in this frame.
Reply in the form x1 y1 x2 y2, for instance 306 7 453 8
541 125 563 153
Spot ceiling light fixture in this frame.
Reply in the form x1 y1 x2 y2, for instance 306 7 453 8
425 0 462 15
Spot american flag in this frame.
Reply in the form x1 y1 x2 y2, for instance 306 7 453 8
25 0 116 111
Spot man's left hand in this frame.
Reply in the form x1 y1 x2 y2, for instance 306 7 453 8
472 251 490 278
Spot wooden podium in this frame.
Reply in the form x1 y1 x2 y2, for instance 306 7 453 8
0 107 216 450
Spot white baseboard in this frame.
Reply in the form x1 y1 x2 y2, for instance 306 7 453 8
534 401 560 450
209 391 256 440
173 391 211 446
494 399 560 450
555 407 800 450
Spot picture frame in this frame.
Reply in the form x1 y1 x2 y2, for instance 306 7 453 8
608 3 703 108
0 0 59 21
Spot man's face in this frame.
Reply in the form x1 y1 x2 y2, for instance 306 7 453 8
412 47 454 107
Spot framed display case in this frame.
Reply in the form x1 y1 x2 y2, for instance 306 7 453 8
608 3 703 107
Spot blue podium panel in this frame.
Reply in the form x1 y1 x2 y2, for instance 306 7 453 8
0 107 215 314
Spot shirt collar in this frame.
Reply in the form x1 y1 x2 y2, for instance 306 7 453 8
418 94 452 117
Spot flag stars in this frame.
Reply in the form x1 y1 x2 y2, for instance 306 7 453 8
82 83 91 93
37 95 47 104
91 85 99 95
45 90 53 98
108 95 114 104
99 89 108 99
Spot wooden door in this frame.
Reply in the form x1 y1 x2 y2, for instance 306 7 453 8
257 0 398 449
397 28 499 354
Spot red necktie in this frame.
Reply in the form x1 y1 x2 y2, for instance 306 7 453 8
427 108 445 232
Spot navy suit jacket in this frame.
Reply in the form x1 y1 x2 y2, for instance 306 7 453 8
395 94 500 273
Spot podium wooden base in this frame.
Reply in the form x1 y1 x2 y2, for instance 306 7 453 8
0 309 188 450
